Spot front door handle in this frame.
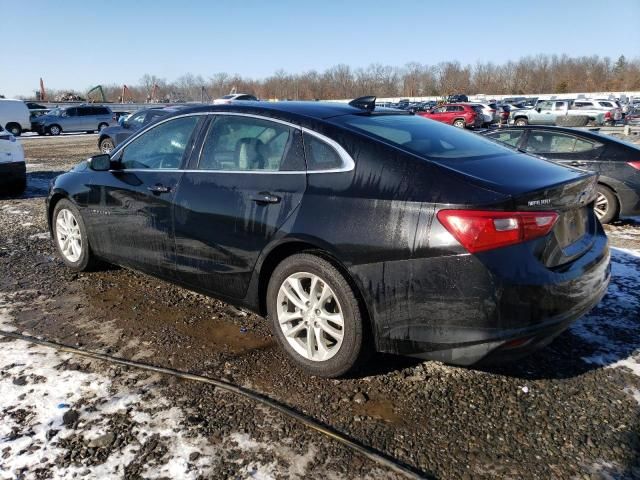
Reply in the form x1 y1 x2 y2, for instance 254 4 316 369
148 184 172 194
251 192 281 204
569 161 587 167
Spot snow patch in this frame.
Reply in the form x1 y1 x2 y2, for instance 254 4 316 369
571 248 640 379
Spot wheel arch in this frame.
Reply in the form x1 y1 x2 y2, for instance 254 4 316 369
47 191 70 234
596 178 622 209
255 238 374 343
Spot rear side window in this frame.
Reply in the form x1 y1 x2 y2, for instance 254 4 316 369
199 115 295 171
334 114 511 160
303 133 343 171
525 131 601 154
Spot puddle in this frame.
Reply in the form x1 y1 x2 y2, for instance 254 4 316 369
355 398 406 425
176 319 274 354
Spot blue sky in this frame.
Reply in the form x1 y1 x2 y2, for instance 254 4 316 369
1 0 639 98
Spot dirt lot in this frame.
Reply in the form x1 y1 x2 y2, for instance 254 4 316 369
1 135 639 479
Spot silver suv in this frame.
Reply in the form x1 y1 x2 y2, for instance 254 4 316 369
31 105 115 136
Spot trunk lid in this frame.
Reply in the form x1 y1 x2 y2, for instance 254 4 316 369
508 174 598 267
433 152 599 267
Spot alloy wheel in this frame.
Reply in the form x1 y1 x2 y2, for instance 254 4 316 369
55 208 82 262
50 126 61 135
594 192 608 220
276 272 345 362
101 139 114 154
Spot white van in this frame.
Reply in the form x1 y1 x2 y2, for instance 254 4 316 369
0 99 31 136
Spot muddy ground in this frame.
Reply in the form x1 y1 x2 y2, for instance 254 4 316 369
1 135 639 479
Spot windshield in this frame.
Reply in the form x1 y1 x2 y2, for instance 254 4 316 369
333 114 513 160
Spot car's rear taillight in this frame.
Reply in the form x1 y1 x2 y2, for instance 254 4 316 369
436 210 559 253
604 111 612 119
628 161 640 170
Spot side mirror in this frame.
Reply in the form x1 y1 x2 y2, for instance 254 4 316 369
87 154 112 171
536 108 541 113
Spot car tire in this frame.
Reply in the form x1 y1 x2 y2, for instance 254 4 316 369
98 123 109 132
514 117 528 127
453 119 466 128
593 184 618 224
52 199 99 271
99 137 115 154
555 115 589 127
6 123 22 136
267 253 368 378
48 125 62 136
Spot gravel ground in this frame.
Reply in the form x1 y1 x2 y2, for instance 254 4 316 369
0 135 639 479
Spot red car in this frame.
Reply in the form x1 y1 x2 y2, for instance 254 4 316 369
418 103 483 129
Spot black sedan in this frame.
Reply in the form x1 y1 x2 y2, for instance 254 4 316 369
97 106 187 154
482 126 640 223
47 99 610 377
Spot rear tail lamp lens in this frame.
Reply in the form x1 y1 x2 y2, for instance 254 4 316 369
437 210 559 253
628 161 640 170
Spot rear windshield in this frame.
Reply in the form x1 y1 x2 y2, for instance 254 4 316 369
333 114 512 160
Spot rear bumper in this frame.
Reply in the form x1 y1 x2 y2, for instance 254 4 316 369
0 161 26 186
375 230 611 366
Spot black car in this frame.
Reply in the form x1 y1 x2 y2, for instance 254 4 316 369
98 106 187 153
46 99 610 377
482 126 640 223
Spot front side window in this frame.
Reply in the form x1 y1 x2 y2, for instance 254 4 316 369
537 101 553 111
127 111 147 127
486 130 524 147
120 116 199 169
198 115 293 171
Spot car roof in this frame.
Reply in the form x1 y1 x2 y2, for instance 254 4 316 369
162 101 381 123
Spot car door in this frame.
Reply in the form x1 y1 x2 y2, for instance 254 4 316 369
83 114 204 278
535 101 555 124
76 107 94 131
172 113 307 299
61 107 81 132
425 106 446 123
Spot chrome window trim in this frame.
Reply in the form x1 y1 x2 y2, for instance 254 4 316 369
300 127 355 173
111 111 355 175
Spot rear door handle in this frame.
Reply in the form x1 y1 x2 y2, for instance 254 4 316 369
251 192 281 204
569 161 587 167
148 184 172 194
